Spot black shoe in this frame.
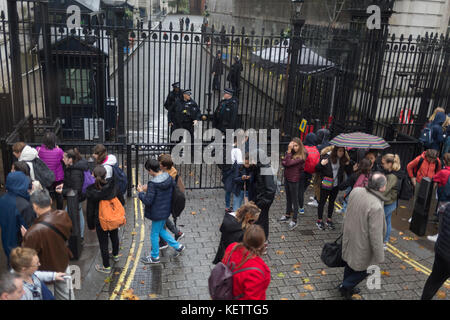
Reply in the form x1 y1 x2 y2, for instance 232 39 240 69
316 220 325 230
338 285 361 300
326 220 335 230
175 232 185 241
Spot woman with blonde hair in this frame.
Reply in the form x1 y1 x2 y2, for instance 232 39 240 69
280 137 307 230
381 153 401 249
429 107 445 122
9 247 66 300
213 202 261 264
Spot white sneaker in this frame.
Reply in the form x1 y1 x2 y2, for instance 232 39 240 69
408 217 412 223
383 244 388 251
307 200 319 208
427 234 438 242
309 196 315 200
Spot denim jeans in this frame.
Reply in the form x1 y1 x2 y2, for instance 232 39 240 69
225 191 232 209
341 187 352 213
384 202 397 243
341 263 369 291
151 219 181 259
232 191 245 212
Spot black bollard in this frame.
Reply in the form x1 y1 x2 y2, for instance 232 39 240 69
410 177 433 236
67 189 82 260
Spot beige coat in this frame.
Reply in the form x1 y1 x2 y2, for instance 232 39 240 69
342 187 387 271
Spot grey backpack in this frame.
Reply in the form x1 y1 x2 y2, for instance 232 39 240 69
208 245 264 300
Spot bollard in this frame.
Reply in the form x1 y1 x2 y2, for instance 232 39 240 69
66 189 82 260
410 177 433 236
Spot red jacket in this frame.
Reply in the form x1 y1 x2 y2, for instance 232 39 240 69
282 152 305 182
433 166 450 187
222 243 271 300
407 152 441 183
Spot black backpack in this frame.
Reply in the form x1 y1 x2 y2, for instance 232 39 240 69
171 175 186 225
394 170 414 201
30 158 55 188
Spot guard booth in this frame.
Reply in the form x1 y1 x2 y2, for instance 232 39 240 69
39 34 114 141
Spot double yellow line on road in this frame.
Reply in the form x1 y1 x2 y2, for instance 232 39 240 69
110 168 146 300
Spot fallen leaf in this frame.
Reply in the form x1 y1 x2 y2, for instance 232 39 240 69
143 266 147 270
389 237 397 242
195 181 199 185
437 291 446 299
280 298 288 300
140 280 145 285
293 270 301 275
293 263 302 269
131 231 137 236
400 206 406 209
302 278 310 284
403 286 409 290
299 293 307 298
277 272 285 278
114 272 120 276
104 277 112 284
319 270 327 276
189 172 194 177
402 237 415 241
281 235 286 240
191 211 197 215
148 294 157 299
304 285 314 291
444 283 450 290
399 232 404 236
414 267 421 272
315 277 320 279
276 250 284 255
400 265 406 270
352 294 362 300
419 246 425 249
122 289 140 300
381 271 390 277
202 208 206 211
280 190 284 193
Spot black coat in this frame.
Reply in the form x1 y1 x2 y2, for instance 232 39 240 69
227 61 243 85
164 90 182 124
436 205 450 263
16 197 36 229
174 98 202 130
212 97 238 134
86 179 117 230
212 57 223 75
62 159 89 202
315 157 353 188
213 212 244 264
248 164 276 209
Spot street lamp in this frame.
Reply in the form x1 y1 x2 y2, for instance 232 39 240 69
291 0 305 21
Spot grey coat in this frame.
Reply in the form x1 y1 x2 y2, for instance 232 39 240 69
342 187 387 271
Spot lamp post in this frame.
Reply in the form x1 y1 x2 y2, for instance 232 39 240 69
283 0 305 140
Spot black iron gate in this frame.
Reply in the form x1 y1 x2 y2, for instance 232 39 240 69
0 0 449 189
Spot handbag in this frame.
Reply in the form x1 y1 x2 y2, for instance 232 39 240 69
321 234 346 268
41 281 55 300
321 176 334 190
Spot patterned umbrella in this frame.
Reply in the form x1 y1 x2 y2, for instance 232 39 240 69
329 132 390 149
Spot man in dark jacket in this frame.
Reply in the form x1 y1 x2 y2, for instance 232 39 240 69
428 111 446 151
138 159 185 264
23 189 73 300
212 51 223 91
0 172 33 266
316 128 331 152
227 56 243 97
248 149 276 240
213 88 239 135
212 211 243 264
164 82 182 129
421 202 450 299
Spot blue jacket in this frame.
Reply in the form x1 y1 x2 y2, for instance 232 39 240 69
139 172 175 221
430 112 446 151
436 204 450 263
0 172 28 259
231 164 254 196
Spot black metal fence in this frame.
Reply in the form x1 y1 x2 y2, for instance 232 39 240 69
0 1 449 190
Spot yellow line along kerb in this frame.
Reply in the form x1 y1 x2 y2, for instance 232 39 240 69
109 168 138 300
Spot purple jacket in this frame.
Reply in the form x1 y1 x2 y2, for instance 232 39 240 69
282 152 305 182
37 145 64 182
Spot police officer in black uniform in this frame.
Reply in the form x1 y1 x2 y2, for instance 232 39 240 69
213 88 238 135
211 50 223 91
174 89 202 157
227 56 243 97
164 82 183 129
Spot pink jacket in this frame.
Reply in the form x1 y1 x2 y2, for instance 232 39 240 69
37 145 65 182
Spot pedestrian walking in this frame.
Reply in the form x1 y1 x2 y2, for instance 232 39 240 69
380 154 401 248
86 166 122 273
221 225 271 300
339 173 387 300
428 153 450 242
0 172 32 266
138 159 185 264
22 189 73 300
12 142 43 192
315 146 352 230
158 154 185 249
9 247 66 300
212 50 224 91
227 56 243 96
56 149 89 243
337 158 372 214
407 149 441 217
303 132 319 190
36 132 64 209
421 202 450 299
212 88 238 135
213 202 261 264
279 138 307 230
92 144 125 204
248 148 276 240
164 82 183 132
0 273 24 300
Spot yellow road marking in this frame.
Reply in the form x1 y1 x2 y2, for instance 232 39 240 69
386 243 450 286
110 168 138 300
120 172 146 300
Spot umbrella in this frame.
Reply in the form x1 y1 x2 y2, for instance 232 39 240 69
329 132 390 150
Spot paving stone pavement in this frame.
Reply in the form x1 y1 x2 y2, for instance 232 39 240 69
118 186 450 301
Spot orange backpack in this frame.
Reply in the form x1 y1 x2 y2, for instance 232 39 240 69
99 197 126 231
